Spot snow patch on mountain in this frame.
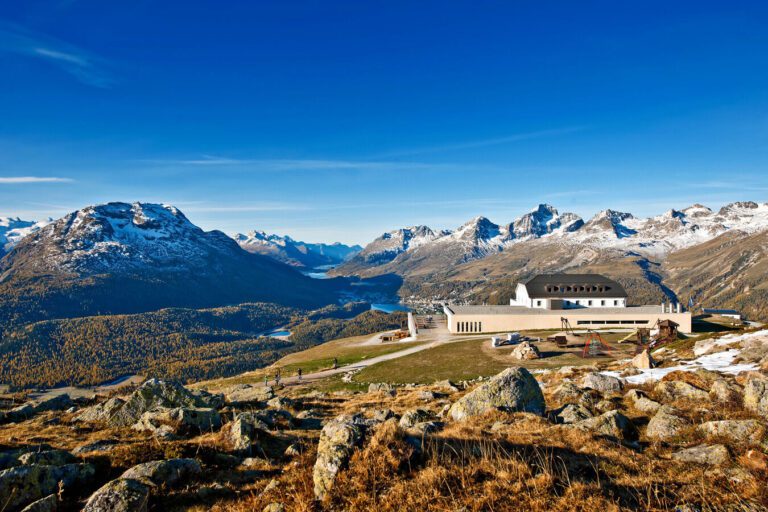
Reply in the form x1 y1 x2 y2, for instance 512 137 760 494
0 217 51 254
234 230 361 267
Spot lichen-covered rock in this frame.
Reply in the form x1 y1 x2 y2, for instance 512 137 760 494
433 380 460 392
510 341 540 360
449 367 545 421
0 463 94 511
266 396 292 410
698 420 765 445
654 380 708 402
224 384 274 404
83 478 150 512
575 410 638 441
20 494 58 512
225 414 265 453
121 458 201 487
313 415 365 500
108 379 221 427
744 378 768 417
646 407 689 441
672 444 729 466
18 449 76 466
554 403 593 424
398 409 435 429
552 382 582 401
581 373 623 394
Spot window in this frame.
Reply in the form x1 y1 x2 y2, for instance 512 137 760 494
614 300 619 306
601 300 605 306
536 300 542 306
588 300 593 306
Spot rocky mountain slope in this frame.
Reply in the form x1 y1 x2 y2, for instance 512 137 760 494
0 202 340 328
234 231 361 268
332 202 768 318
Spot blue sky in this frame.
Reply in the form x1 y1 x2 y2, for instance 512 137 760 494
1 1 767 245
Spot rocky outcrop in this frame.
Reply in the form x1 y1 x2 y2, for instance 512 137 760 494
108 379 222 427
368 383 396 396
83 478 150 512
449 367 545 421
646 407 689 441
710 380 742 403
313 415 365 500
0 463 94 511
581 373 623 394
225 414 269 453
74 397 125 423
510 341 541 360
575 410 638 441
6 394 74 423
672 444 729 466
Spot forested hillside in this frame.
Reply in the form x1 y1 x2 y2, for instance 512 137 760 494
0 302 397 389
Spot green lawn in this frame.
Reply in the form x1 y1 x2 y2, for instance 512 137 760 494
353 336 617 384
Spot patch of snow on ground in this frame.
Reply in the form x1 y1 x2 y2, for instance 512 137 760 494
602 349 758 385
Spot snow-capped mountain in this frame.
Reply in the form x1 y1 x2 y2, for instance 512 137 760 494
233 230 361 268
350 225 449 266
0 202 338 324
334 201 768 277
0 217 50 256
565 201 768 258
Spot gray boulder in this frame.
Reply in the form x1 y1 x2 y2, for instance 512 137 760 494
646 407 689 441
83 478 150 512
313 415 365 500
744 378 768 417
18 449 75 466
581 373 624 394
449 367 545 421
121 459 201 488
224 414 268 453
20 494 57 512
552 382 582 402
0 463 94 511
554 403 593 424
108 379 221 427
698 420 765 445
575 410 638 441
672 444 729 466
510 341 540 360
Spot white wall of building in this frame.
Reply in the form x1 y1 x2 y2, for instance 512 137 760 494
509 283 626 309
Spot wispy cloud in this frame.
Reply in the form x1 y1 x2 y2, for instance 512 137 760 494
375 126 587 158
141 156 470 173
0 176 73 184
0 22 113 87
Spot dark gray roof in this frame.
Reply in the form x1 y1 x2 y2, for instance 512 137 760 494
522 274 627 299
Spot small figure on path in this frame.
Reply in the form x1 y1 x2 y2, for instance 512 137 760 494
298 368 303 382
275 370 281 386
333 357 338 370
264 374 268 387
